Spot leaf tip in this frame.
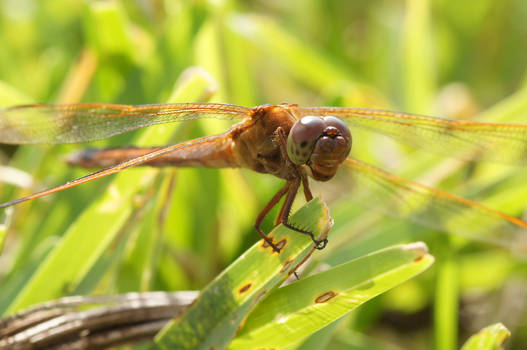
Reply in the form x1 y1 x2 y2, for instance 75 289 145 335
402 241 429 256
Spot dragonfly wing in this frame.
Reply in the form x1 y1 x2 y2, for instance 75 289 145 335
0 135 224 208
0 103 250 144
338 157 527 253
299 107 527 164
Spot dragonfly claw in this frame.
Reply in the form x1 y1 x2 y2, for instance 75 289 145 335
314 238 328 250
283 221 328 250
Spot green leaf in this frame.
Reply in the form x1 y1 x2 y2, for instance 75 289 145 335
461 323 510 350
155 198 332 350
229 242 434 349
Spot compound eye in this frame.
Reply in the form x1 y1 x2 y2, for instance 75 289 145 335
287 116 325 164
323 116 351 141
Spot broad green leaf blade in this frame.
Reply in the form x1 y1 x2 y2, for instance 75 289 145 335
155 198 332 350
284 320 341 350
6 68 218 312
229 242 434 349
461 323 510 350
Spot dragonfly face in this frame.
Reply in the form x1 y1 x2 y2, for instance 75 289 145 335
287 115 352 181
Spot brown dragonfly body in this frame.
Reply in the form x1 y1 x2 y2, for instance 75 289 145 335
70 105 301 178
67 104 353 250
1 102 527 253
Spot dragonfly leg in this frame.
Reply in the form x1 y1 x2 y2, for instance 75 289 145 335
279 178 328 250
301 172 313 201
273 175 312 225
275 127 313 201
273 127 325 248
274 127 301 226
254 181 291 253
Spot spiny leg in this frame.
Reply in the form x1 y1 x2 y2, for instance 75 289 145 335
278 178 327 250
274 174 313 226
254 181 291 253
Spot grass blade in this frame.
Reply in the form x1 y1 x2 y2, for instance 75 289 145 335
229 242 434 349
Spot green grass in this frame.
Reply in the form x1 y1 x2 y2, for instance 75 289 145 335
1 1 527 349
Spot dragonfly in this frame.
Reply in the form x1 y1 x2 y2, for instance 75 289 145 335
1 103 527 253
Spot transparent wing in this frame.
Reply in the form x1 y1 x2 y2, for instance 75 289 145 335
340 157 527 253
0 134 225 208
299 107 527 164
0 103 251 144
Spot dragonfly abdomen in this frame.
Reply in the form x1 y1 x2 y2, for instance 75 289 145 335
66 134 240 169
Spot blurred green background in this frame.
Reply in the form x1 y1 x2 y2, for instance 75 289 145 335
1 0 527 349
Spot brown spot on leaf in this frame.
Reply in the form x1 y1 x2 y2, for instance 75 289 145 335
315 291 337 303
280 259 293 273
238 283 252 295
260 240 274 253
252 290 268 306
259 237 283 254
276 238 287 250
414 255 425 263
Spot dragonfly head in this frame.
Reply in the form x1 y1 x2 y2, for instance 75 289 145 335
287 116 351 181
